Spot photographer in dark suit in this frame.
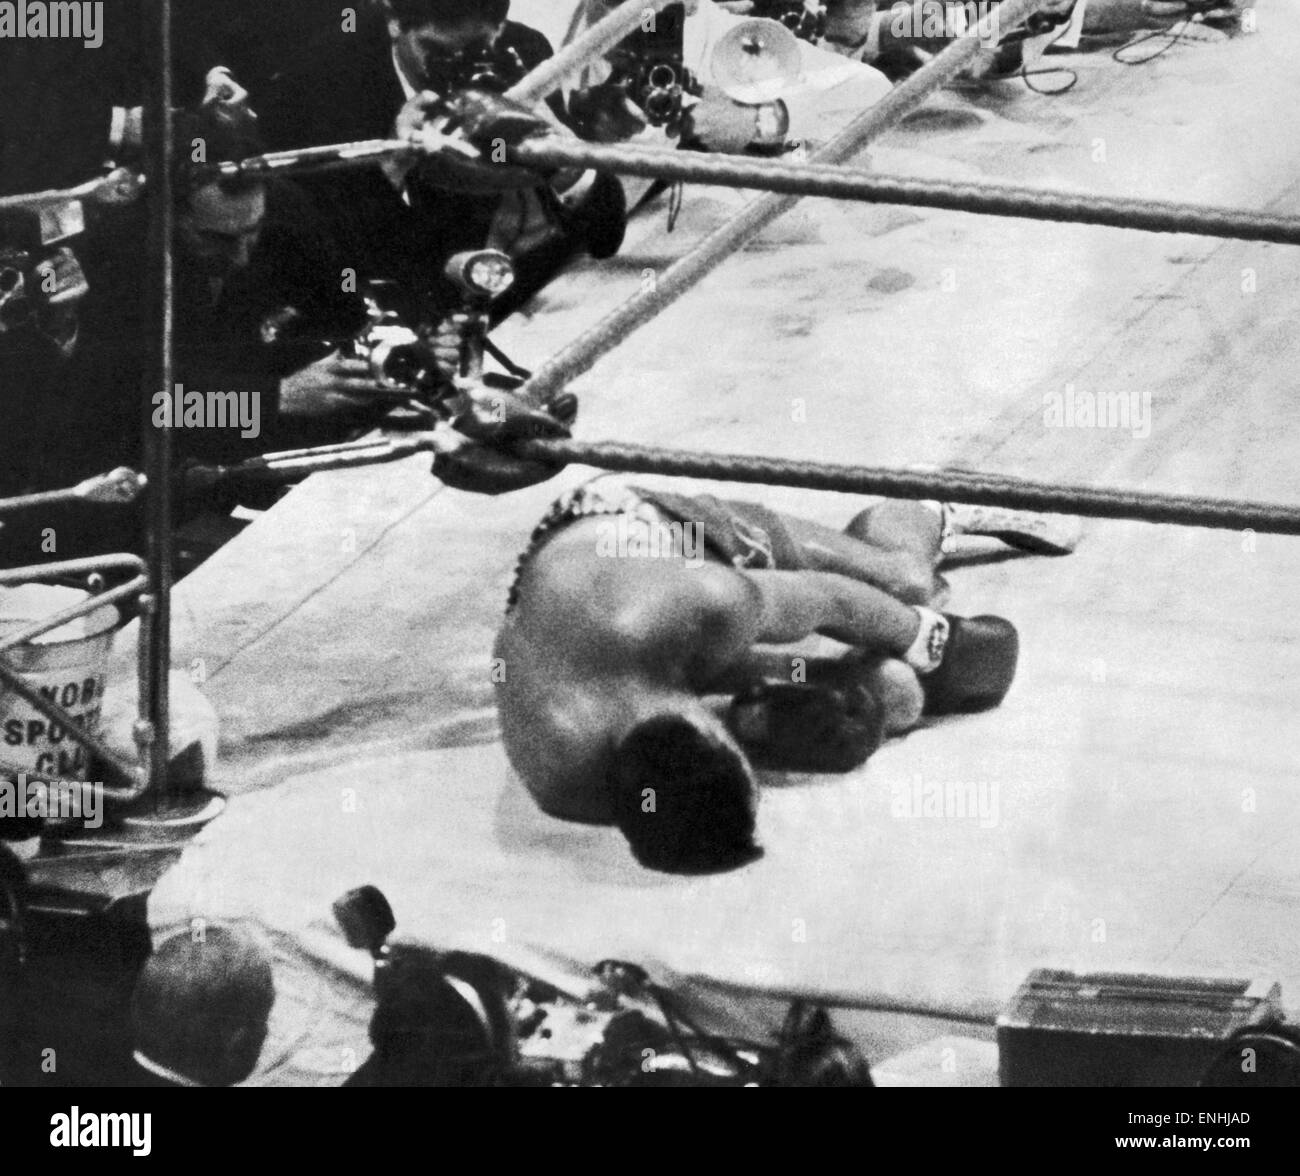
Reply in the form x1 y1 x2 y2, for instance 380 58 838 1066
1 100 375 571
258 0 627 327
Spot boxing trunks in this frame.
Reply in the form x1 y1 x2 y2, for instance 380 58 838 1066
506 476 807 612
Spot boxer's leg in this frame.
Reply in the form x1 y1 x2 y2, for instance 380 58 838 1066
767 502 944 605
843 499 944 563
848 498 1082 559
681 494 939 601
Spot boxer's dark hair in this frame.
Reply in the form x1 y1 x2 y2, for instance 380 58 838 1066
174 100 266 202
384 0 510 29
609 716 760 874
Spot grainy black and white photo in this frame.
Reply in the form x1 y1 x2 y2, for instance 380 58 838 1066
0 0 1293 1131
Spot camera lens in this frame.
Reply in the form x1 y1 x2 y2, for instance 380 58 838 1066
643 89 678 125
380 345 421 388
646 63 679 92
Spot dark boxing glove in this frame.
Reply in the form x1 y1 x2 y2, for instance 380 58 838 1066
913 612 1019 716
452 382 576 444
568 83 649 143
726 681 885 773
433 383 576 496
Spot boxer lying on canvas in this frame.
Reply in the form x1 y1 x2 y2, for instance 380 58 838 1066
494 476 1076 872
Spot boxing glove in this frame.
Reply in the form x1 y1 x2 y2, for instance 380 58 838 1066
727 681 885 773
434 387 576 496
920 614 1019 716
568 83 649 144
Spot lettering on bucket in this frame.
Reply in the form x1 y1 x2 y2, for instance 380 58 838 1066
2 672 105 779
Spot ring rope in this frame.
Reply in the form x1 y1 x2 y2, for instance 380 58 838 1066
514 437 1300 536
517 0 1050 409
511 139 1300 247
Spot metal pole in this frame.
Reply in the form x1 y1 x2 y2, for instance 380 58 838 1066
141 0 174 799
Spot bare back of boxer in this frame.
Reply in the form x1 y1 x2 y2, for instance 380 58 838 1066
494 478 1038 871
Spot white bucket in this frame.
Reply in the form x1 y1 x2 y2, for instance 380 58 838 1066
0 583 118 783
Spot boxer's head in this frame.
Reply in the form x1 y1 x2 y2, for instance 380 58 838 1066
608 709 760 874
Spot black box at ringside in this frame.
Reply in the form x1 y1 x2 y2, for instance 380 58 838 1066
997 969 1282 1087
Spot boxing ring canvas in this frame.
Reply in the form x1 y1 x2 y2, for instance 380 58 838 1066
106 6 1300 1083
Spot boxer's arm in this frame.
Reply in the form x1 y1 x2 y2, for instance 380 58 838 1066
745 569 922 652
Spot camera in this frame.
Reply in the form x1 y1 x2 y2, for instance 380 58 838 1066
334 885 873 1087
354 319 428 391
0 207 89 350
345 253 517 400
339 280 436 393
423 41 529 103
605 1 697 130
600 5 806 132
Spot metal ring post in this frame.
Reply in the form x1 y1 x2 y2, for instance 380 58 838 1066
141 0 175 799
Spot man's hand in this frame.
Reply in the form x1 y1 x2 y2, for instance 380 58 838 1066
382 92 444 189
407 89 554 194
445 89 553 153
682 88 760 153
279 351 388 419
204 67 251 110
433 387 577 496
395 90 444 142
